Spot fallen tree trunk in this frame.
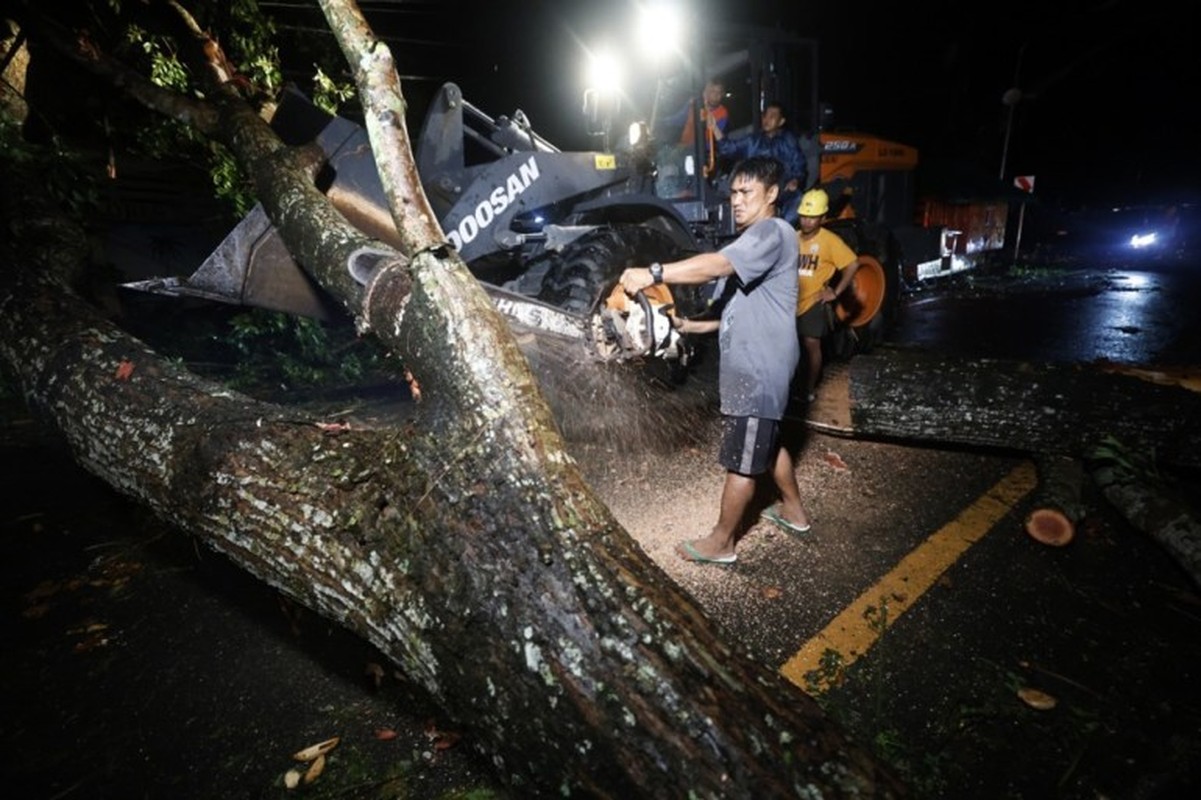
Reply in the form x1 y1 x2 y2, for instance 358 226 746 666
0 2 906 797
1 204 908 800
807 353 1201 579
809 352 1201 469
1087 438 1201 589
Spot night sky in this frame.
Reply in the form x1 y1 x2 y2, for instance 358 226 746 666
277 0 1199 208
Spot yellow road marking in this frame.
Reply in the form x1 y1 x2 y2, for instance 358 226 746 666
779 461 1038 692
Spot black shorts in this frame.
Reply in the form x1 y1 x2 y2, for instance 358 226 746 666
797 302 830 339
718 415 781 476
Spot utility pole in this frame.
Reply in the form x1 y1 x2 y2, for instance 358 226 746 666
999 87 1022 180
1000 44 1027 263
998 42 1027 180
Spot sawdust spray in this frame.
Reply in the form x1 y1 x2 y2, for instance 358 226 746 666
515 326 719 452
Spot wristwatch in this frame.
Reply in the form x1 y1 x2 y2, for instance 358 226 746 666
649 262 664 284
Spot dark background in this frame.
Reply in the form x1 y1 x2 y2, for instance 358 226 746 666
263 0 1199 210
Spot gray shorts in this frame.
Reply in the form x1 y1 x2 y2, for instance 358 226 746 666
718 415 781 476
797 302 831 339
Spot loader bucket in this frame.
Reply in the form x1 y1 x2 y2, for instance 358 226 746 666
120 88 378 321
834 254 886 328
120 204 341 320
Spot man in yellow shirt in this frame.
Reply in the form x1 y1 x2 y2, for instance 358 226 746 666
795 189 863 401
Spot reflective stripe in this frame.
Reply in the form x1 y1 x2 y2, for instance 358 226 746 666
740 417 760 474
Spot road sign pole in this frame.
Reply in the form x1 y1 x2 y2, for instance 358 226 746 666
1010 175 1034 264
1013 201 1027 264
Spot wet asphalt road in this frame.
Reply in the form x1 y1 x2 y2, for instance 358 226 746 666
890 263 1201 366
636 425 1201 799
619 256 1201 797
695 259 1201 797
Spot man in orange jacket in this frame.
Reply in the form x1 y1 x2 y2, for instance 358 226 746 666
662 78 729 175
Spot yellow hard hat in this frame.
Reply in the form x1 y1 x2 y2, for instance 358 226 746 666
797 188 829 217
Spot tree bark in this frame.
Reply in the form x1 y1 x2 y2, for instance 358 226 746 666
821 351 1201 469
812 353 1201 575
1087 438 1201 589
1 2 906 797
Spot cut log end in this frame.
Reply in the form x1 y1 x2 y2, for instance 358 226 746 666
1025 508 1076 546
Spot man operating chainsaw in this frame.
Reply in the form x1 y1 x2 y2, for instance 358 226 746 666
619 156 813 565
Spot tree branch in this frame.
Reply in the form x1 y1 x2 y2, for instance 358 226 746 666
10 4 219 135
318 0 444 255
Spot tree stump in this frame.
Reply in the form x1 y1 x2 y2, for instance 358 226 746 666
1024 455 1085 546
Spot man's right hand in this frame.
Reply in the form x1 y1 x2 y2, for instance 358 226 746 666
619 268 654 296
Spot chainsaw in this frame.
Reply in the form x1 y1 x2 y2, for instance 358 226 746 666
592 283 689 363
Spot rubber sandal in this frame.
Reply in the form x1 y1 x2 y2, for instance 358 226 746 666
761 506 812 536
677 540 737 565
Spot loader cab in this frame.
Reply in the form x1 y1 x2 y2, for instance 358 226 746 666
586 23 820 224
694 28 820 150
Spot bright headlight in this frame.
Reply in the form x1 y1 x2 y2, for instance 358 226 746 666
627 122 645 147
637 3 683 59
586 49 622 95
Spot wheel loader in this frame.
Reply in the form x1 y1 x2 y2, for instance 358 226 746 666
124 21 1000 374
124 77 713 371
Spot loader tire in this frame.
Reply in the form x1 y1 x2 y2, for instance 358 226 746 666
823 220 901 357
537 225 687 315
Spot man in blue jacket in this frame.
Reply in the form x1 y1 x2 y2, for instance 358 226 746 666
714 101 807 224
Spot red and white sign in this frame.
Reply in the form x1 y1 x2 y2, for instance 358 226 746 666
1014 175 1036 193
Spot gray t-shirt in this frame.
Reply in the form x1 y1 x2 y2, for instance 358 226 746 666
715 217 800 419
